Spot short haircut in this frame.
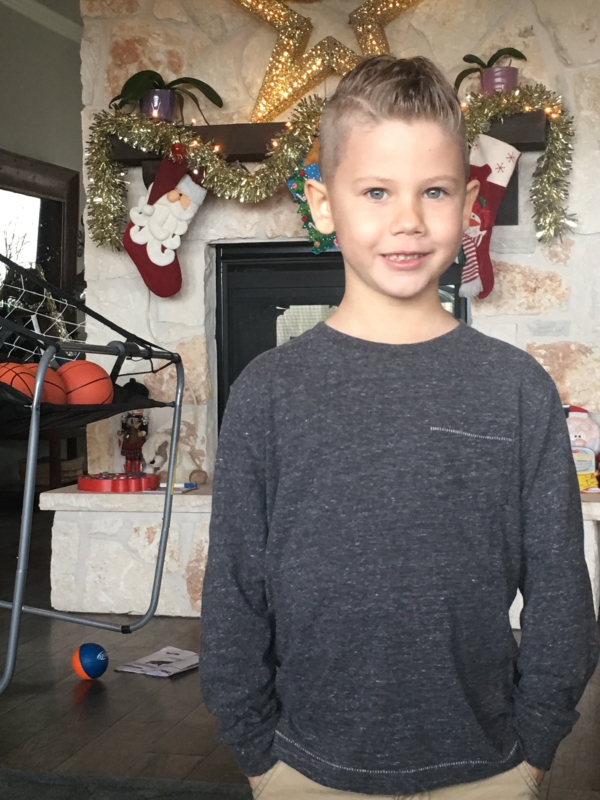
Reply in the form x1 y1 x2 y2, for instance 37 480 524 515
319 54 469 182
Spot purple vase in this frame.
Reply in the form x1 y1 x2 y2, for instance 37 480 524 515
140 89 176 121
481 66 519 96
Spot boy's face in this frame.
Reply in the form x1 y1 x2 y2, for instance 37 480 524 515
305 119 479 305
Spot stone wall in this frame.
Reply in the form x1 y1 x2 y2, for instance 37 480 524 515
43 488 212 616
80 0 600 477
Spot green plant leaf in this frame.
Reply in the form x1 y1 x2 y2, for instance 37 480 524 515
118 70 165 104
175 89 210 125
166 77 223 108
176 86 202 112
486 47 527 67
462 54 487 68
454 67 480 91
176 92 185 122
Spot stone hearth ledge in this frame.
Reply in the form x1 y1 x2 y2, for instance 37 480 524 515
39 483 212 513
40 485 213 617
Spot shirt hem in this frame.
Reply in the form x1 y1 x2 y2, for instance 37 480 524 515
272 730 523 794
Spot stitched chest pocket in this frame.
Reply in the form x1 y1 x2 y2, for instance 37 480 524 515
427 424 516 511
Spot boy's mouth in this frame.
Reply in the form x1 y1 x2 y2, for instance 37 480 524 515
381 251 430 269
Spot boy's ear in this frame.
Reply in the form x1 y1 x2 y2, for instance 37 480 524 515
304 179 335 235
463 179 480 230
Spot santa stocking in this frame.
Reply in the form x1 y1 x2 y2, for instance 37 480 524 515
123 144 207 298
459 134 521 299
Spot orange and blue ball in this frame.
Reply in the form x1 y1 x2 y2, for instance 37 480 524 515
72 643 108 680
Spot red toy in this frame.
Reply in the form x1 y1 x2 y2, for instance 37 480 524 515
118 411 148 473
78 473 159 492
57 360 114 404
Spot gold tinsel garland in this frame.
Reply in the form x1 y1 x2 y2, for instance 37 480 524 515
87 83 574 250
86 96 324 250
462 83 576 242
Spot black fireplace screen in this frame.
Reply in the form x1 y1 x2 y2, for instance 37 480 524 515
215 241 467 424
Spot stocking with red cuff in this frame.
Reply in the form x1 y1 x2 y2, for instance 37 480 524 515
459 134 521 299
123 143 207 298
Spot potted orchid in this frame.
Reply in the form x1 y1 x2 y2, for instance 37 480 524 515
454 48 527 95
109 70 223 123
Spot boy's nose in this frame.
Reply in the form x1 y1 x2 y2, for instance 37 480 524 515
390 198 425 235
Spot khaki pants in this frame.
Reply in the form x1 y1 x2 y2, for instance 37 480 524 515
252 760 541 799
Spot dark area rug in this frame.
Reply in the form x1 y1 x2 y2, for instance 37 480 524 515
0 768 253 799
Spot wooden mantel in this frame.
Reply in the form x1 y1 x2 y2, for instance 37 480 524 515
109 111 547 226
109 112 546 166
110 122 287 166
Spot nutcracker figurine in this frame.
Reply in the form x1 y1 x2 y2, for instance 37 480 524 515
117 411 149 473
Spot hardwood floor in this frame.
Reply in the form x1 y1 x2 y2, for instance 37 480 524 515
0 496 246 785
0 497 599 797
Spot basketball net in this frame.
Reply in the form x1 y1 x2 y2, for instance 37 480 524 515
0 262 85 362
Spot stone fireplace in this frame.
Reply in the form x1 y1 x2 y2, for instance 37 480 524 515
41 0 600 618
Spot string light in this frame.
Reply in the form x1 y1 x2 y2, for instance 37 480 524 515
86 97 323 249
85 4 574 250
463 84 576 243
234 0 423 121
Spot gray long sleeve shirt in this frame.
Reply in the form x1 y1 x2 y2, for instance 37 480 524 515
199 321 599 795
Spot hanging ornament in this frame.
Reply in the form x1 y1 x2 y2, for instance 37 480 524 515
287 138 339 255
234 0 423 122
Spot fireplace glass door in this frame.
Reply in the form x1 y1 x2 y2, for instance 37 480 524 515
215 241 467 424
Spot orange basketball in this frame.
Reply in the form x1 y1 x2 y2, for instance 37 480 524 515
23 364 67 404
57 360 114 405
0 362 19 381
0 364 36 397
0 362 18 372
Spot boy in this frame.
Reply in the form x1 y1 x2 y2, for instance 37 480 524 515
199 56 599 799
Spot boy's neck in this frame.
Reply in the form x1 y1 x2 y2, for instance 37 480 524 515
326 289 459 345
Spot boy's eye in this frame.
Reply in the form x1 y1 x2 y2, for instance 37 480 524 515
366 188 387 200
424 187 447 199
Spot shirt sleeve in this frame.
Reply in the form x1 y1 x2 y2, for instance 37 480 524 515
513 376 600 770
199 365 279 777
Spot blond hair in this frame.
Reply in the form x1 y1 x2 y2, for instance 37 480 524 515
319 55 468 182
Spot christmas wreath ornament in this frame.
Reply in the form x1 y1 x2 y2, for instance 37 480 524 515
461 84 576 243
287 138 339 255
85 96 324 250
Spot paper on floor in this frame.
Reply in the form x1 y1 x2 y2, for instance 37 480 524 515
114 646 199 677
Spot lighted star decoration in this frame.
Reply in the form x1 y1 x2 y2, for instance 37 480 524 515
235 0 423 121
